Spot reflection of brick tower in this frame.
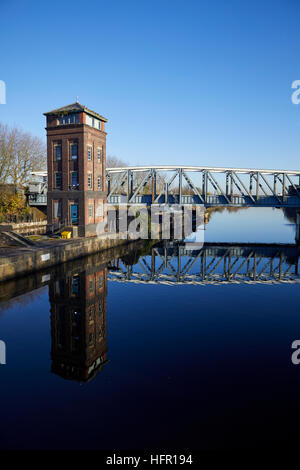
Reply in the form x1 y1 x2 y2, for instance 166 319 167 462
44 102 107 237
49 264 108 382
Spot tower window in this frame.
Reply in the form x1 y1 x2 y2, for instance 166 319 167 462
55 145 61 161
98 121 101 130
89 306 93 320
59 113 79 125
87 173 92 188
53 200 62 219
55 172 62 189
88 146 92 160
71 143 78 160
97 148 101 161
71 276 79 295
71 172 78 187
97 176 101 189
88 204 93 218
89 333 94 345
97 203 103 217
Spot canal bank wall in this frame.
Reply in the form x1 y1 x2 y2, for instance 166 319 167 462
0 239 148 303
0 221 47 235
0 233 136 282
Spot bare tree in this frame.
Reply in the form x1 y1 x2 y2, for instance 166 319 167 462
106 155 127 168
0 123 14 184
0 122 46 186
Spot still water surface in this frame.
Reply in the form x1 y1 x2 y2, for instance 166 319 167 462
0 207 300 450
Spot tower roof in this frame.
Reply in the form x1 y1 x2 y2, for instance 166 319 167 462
44 102 108 122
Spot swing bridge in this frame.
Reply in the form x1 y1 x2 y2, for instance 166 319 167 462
106 165 300 207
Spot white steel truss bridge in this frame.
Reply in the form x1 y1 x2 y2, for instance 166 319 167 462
106 165 300 208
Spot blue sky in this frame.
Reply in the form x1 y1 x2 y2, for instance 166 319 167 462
0 0 300 169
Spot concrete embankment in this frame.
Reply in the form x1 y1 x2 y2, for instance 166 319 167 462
0 233 135 282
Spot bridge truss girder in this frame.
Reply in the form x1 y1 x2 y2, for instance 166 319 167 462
106 166 300 207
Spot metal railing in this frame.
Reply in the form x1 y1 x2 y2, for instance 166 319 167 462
47 218 68 234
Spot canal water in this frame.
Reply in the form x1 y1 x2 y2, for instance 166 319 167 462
0 207 300 450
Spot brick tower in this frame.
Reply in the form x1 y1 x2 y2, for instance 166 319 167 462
44 102 107 237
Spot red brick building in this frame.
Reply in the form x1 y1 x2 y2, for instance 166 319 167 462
44 102 107 237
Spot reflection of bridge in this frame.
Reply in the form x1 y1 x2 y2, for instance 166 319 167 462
107 166 300 207
108 243 300 285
